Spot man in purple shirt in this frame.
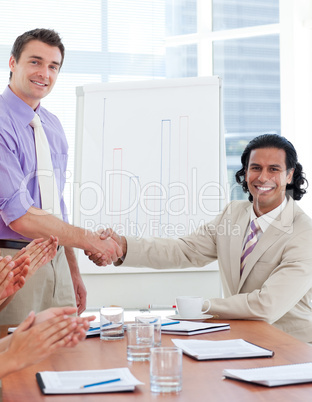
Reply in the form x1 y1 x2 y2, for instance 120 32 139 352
0 29 122 324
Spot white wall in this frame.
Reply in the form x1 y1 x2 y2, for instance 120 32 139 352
280 0 312 217
82 270 221 310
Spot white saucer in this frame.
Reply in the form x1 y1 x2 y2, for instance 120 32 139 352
167 314 213 321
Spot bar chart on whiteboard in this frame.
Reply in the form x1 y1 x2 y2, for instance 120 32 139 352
74 77 224 273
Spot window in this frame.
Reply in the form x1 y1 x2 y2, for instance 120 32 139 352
0 0 281 220
212 0 280 200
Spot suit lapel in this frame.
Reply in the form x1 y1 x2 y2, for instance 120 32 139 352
238 198 295 291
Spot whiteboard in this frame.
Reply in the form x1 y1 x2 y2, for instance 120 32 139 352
74 77 225 273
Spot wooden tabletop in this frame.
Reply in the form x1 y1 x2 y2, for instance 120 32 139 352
2 319 312 401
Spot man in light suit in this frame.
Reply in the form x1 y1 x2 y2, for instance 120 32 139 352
89 134 312 343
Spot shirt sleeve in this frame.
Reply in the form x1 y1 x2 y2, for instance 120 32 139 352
0 139 34 225
209 227 312 324
124 212 221 269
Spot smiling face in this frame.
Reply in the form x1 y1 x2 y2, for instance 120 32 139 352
245 147 294 216
9 39 61 109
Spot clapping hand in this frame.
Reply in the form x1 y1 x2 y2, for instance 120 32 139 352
34 306 96 346
0 255 30 302
14 235 58 279
3 308 96 377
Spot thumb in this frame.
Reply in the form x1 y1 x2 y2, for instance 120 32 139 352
105 229 121 245
99 228 112 240
15 311 36 333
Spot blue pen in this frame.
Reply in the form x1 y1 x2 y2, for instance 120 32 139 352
161 321 180 326
101 322 113 328
81 378 121 389
88 326 100 332
137 318 158 324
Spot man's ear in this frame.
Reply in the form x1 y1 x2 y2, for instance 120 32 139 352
9 56 16 73
287 168 295 184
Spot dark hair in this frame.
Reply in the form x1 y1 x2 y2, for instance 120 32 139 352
10 28 65 80
235 134 308 201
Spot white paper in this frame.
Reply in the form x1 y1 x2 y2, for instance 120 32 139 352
172 339 273 360
38 367 143 394
223 363 312 387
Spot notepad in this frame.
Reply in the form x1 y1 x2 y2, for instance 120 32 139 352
36 367 143 394
161 321 230 335
172 339 274 360
86 321 101 337
222 362 312 387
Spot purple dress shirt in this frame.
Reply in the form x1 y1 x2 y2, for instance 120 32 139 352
0 86 69 240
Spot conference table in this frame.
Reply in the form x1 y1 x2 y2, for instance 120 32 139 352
1 318 312 401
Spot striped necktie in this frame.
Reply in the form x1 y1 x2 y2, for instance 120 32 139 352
30 113 62 220
240 219 261 276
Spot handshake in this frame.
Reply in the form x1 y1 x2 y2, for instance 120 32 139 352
84 229 127 267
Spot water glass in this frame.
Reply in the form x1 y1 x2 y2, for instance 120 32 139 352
127 323 154 361
135 314 161 346
100 306 124 340
150 347 182 393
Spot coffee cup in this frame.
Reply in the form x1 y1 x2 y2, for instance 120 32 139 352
176 296 211 318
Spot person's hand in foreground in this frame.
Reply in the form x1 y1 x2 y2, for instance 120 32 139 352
84 229 127 266
14 235 59 279
0 236 59 306
0 254 30 302
0 307 94 378
34 306 96 346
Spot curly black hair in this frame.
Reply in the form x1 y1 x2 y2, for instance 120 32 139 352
235 134 308 202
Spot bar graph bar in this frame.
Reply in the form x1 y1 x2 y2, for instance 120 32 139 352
160 119 171 235
111 148 123 226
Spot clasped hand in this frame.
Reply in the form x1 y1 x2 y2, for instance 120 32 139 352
84 231 124 266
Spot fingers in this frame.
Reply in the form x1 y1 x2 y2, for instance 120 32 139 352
64 323 90 347
30 314 76 341
86 252 106 265
0 255 14 278
15 311 36 332
74 315 95 327
77 315 96 327
15 275 26 291
26 237 58 277
63 315 96 347
12 238 44 262
85 237 123 267
44 317 78 346
45 238 58 260
26 238 44 248
35 314 96 349
0 271 14 299
0 257 29 300
46 306 78 317
99 228 113 240
12 255 30 273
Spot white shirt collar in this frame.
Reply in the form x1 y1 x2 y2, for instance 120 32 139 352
251 198 287 234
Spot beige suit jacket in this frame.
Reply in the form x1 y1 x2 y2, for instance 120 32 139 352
125 197 312 343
